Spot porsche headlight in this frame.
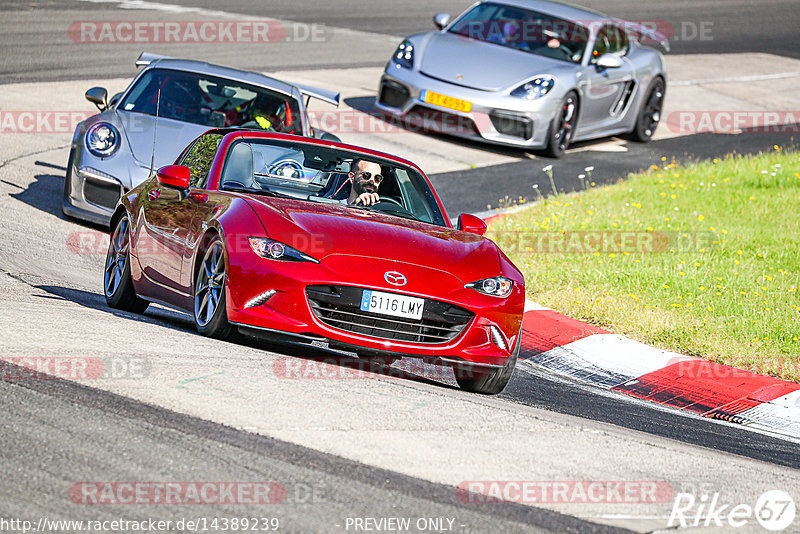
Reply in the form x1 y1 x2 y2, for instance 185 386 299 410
510 76 555 100
393 40 415 69
466 276 514 298
85 122 120 157
248 237 318 263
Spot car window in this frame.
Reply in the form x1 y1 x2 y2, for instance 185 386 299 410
180 133 223 188
591 25 629 62
118 68 303 134
448 2 588 64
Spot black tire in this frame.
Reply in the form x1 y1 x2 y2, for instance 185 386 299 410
630 77 665 142
455 332 519 395
543 91 579 158
104 214 149 313
194 235 237 340
62 148 76 216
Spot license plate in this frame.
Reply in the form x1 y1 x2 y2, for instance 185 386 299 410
422 90 472 113
360 290 424 320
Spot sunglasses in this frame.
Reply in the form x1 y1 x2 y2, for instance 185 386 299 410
355 171 383 184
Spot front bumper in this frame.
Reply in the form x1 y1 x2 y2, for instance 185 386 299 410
375 67 561 149
63 145 151 226
224 251 524 368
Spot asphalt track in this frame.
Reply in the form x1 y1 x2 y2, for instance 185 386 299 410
1 1 799 532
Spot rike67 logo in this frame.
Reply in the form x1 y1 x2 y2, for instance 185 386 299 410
669 490 796 531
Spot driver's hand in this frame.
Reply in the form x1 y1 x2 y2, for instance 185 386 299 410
353 193 380 206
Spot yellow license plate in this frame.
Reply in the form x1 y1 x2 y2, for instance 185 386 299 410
423 90 472 113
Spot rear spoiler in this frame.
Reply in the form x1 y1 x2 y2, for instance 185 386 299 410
135 52 340 107
136 51 172 67
612 20 671 52
294 83 340 107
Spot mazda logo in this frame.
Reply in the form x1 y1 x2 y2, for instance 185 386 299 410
384 271 407 286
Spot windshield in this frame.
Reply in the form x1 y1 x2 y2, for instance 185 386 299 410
118 68 303 133
449 2 588 63
219 139 447 227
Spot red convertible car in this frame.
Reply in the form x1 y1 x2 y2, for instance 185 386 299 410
104 130 524 394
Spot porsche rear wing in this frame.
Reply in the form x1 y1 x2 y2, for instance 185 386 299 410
135 52 340 107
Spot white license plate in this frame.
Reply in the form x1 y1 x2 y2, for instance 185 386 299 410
360 290 424 320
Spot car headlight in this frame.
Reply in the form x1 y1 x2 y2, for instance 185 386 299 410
392 40 415 69
465 276 514 298
248 237 319 263
85 122 120 157
510 76 555 100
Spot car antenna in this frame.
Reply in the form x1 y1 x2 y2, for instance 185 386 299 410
149 88 161 177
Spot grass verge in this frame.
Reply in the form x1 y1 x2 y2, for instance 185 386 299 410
488 148 800 381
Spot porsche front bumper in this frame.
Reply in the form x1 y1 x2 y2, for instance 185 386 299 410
375 68 561 149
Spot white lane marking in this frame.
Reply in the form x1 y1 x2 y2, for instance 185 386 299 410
524 300 551 312
737 390 800 440
518 359 800 443
522 333 695 389
670 71 800 86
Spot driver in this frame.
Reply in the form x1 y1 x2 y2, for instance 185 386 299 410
346 159 383 206
247 95 282 131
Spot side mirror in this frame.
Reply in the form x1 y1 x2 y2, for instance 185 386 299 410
433 13 451 30
85 87 108 111
156 165 191 190
457 213 487 236
595 53 624 69
108 92 124 108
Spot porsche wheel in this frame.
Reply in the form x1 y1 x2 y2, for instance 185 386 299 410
194 236 236 340
630 77 665 142
455 334 519 395
104 214 149 313
544 91 578 158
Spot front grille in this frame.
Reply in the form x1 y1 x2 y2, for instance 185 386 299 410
306 285 473 344
490 110 533 139
83 177 122 209
378 81 410 109
406 106 481 136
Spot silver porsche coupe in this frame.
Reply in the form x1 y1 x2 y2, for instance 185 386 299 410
375 0 669 157
63 53 340 225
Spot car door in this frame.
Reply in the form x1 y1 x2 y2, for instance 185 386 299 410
579 24 636 132
137 133 222 298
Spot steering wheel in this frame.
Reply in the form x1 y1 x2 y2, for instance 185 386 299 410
374 197 404 208
161 82 199 119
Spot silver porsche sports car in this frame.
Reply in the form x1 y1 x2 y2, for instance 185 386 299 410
64 53 340 225
376 0 669 157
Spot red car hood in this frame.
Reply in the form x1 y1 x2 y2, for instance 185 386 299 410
244 197 500 284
